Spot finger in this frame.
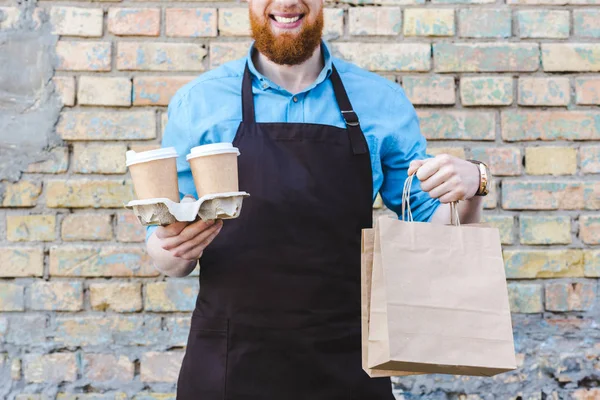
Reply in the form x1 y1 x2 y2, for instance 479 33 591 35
155 221 189 239
161 219 217 250
176 221 224 260
415 158 441 182
407 159 426 176
427 178 456 200
419 166 454 193
167 220 223 256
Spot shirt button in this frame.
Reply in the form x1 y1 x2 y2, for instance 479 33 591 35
293 96 298 103
262 83 268 89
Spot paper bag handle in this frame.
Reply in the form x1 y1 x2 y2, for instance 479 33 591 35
402 173 461 226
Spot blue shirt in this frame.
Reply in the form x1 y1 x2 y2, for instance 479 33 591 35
146 41 440 240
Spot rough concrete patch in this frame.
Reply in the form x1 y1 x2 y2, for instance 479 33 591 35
0 3 63 182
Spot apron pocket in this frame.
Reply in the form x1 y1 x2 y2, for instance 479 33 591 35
177 315 228 400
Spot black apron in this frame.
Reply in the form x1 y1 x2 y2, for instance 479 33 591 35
177 62 394 400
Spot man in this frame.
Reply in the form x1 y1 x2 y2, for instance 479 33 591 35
146 0 490 397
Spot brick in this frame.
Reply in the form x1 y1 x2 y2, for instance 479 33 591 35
0 247 44 277
545 281 596 312
525 147 577 176
46 180 134 208
78 76 132 107
108 8 160 36
508 0 600 3
23 353 77 384
459 9 511 38
218 8 250 36
585 250 600 277
349 7 402 36
30 281 83 311
164 317 191 347
574 9 600 38
542 44 600 72
26 146 69 174
50 7 103 37
73 143 128 174
133 76 195 106
587 182 600 210
209 41 252 69
52 77 76 107
332 43 431 71
501 111 600 141
517 10 569 39
7 215 55 242
572 389 600 400
0 283 25 311
481 215 514 245
84 354 134 383
502 181 584 210
50 246 158 277
427 147 465 159
0 7 20 30
460 76 513 106
520 215 572 245
507 283 543 313
54 315 163 346
117 42 207 71
416 111 495 140
56 41 111 71
11 358 21 380
469 147 522 176
580 215 600 245
57 111 156 141
144 280 199 312
505 250 584 279
61 214 113 241
132 395 176 400
403 9 453 36
434 43 539 72
116 212 145 242
324 8 344 39
518 77 570 106
57 394 128 400
575 78 600 105
1 181 42 207
402 76 455 105
165 8 217 38
141 352 184 383
432 0 494 3
90 282 142 312
6 315 46 346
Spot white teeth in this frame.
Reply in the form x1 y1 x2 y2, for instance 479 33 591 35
273 15 300 24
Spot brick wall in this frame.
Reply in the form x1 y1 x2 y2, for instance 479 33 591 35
0 0 598 398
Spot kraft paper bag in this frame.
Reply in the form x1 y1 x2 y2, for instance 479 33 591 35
361 175 517 377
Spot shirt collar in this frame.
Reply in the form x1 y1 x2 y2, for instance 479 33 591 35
246 40 334 94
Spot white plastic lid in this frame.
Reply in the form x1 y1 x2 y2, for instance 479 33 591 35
126 147 178 167
186 142 240 161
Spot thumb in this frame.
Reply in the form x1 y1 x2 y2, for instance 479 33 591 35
155 221 189 239
407 159 427 176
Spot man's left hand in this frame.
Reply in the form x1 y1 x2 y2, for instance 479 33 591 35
407 155 481 203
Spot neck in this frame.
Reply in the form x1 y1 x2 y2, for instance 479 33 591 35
253 43 324 94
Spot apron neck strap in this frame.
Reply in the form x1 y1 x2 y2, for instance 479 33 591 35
241 62 368 156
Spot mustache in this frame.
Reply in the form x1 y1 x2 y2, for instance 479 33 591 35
264 3 308 15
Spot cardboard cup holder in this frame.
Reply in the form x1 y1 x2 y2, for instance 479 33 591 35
125 191 250 226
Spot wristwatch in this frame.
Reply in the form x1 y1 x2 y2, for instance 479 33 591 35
467 160 490 197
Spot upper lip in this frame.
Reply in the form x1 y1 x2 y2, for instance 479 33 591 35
269 12 304 18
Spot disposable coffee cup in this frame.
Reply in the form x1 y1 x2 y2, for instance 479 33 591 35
126 147 180 202
186 143 240 198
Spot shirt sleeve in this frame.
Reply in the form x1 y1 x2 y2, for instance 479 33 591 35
145 91 196 242
379 88 441 223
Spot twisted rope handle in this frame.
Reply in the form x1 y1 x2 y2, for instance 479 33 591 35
402 173 461 226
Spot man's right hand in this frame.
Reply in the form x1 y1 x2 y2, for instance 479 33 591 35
155 218 223 261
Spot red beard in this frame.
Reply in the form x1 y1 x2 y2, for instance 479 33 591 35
249 6 324 66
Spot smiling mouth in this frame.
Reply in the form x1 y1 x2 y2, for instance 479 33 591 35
269 14 305 24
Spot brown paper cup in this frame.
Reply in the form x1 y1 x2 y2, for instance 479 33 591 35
186 143 240 198
126 148 180 202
